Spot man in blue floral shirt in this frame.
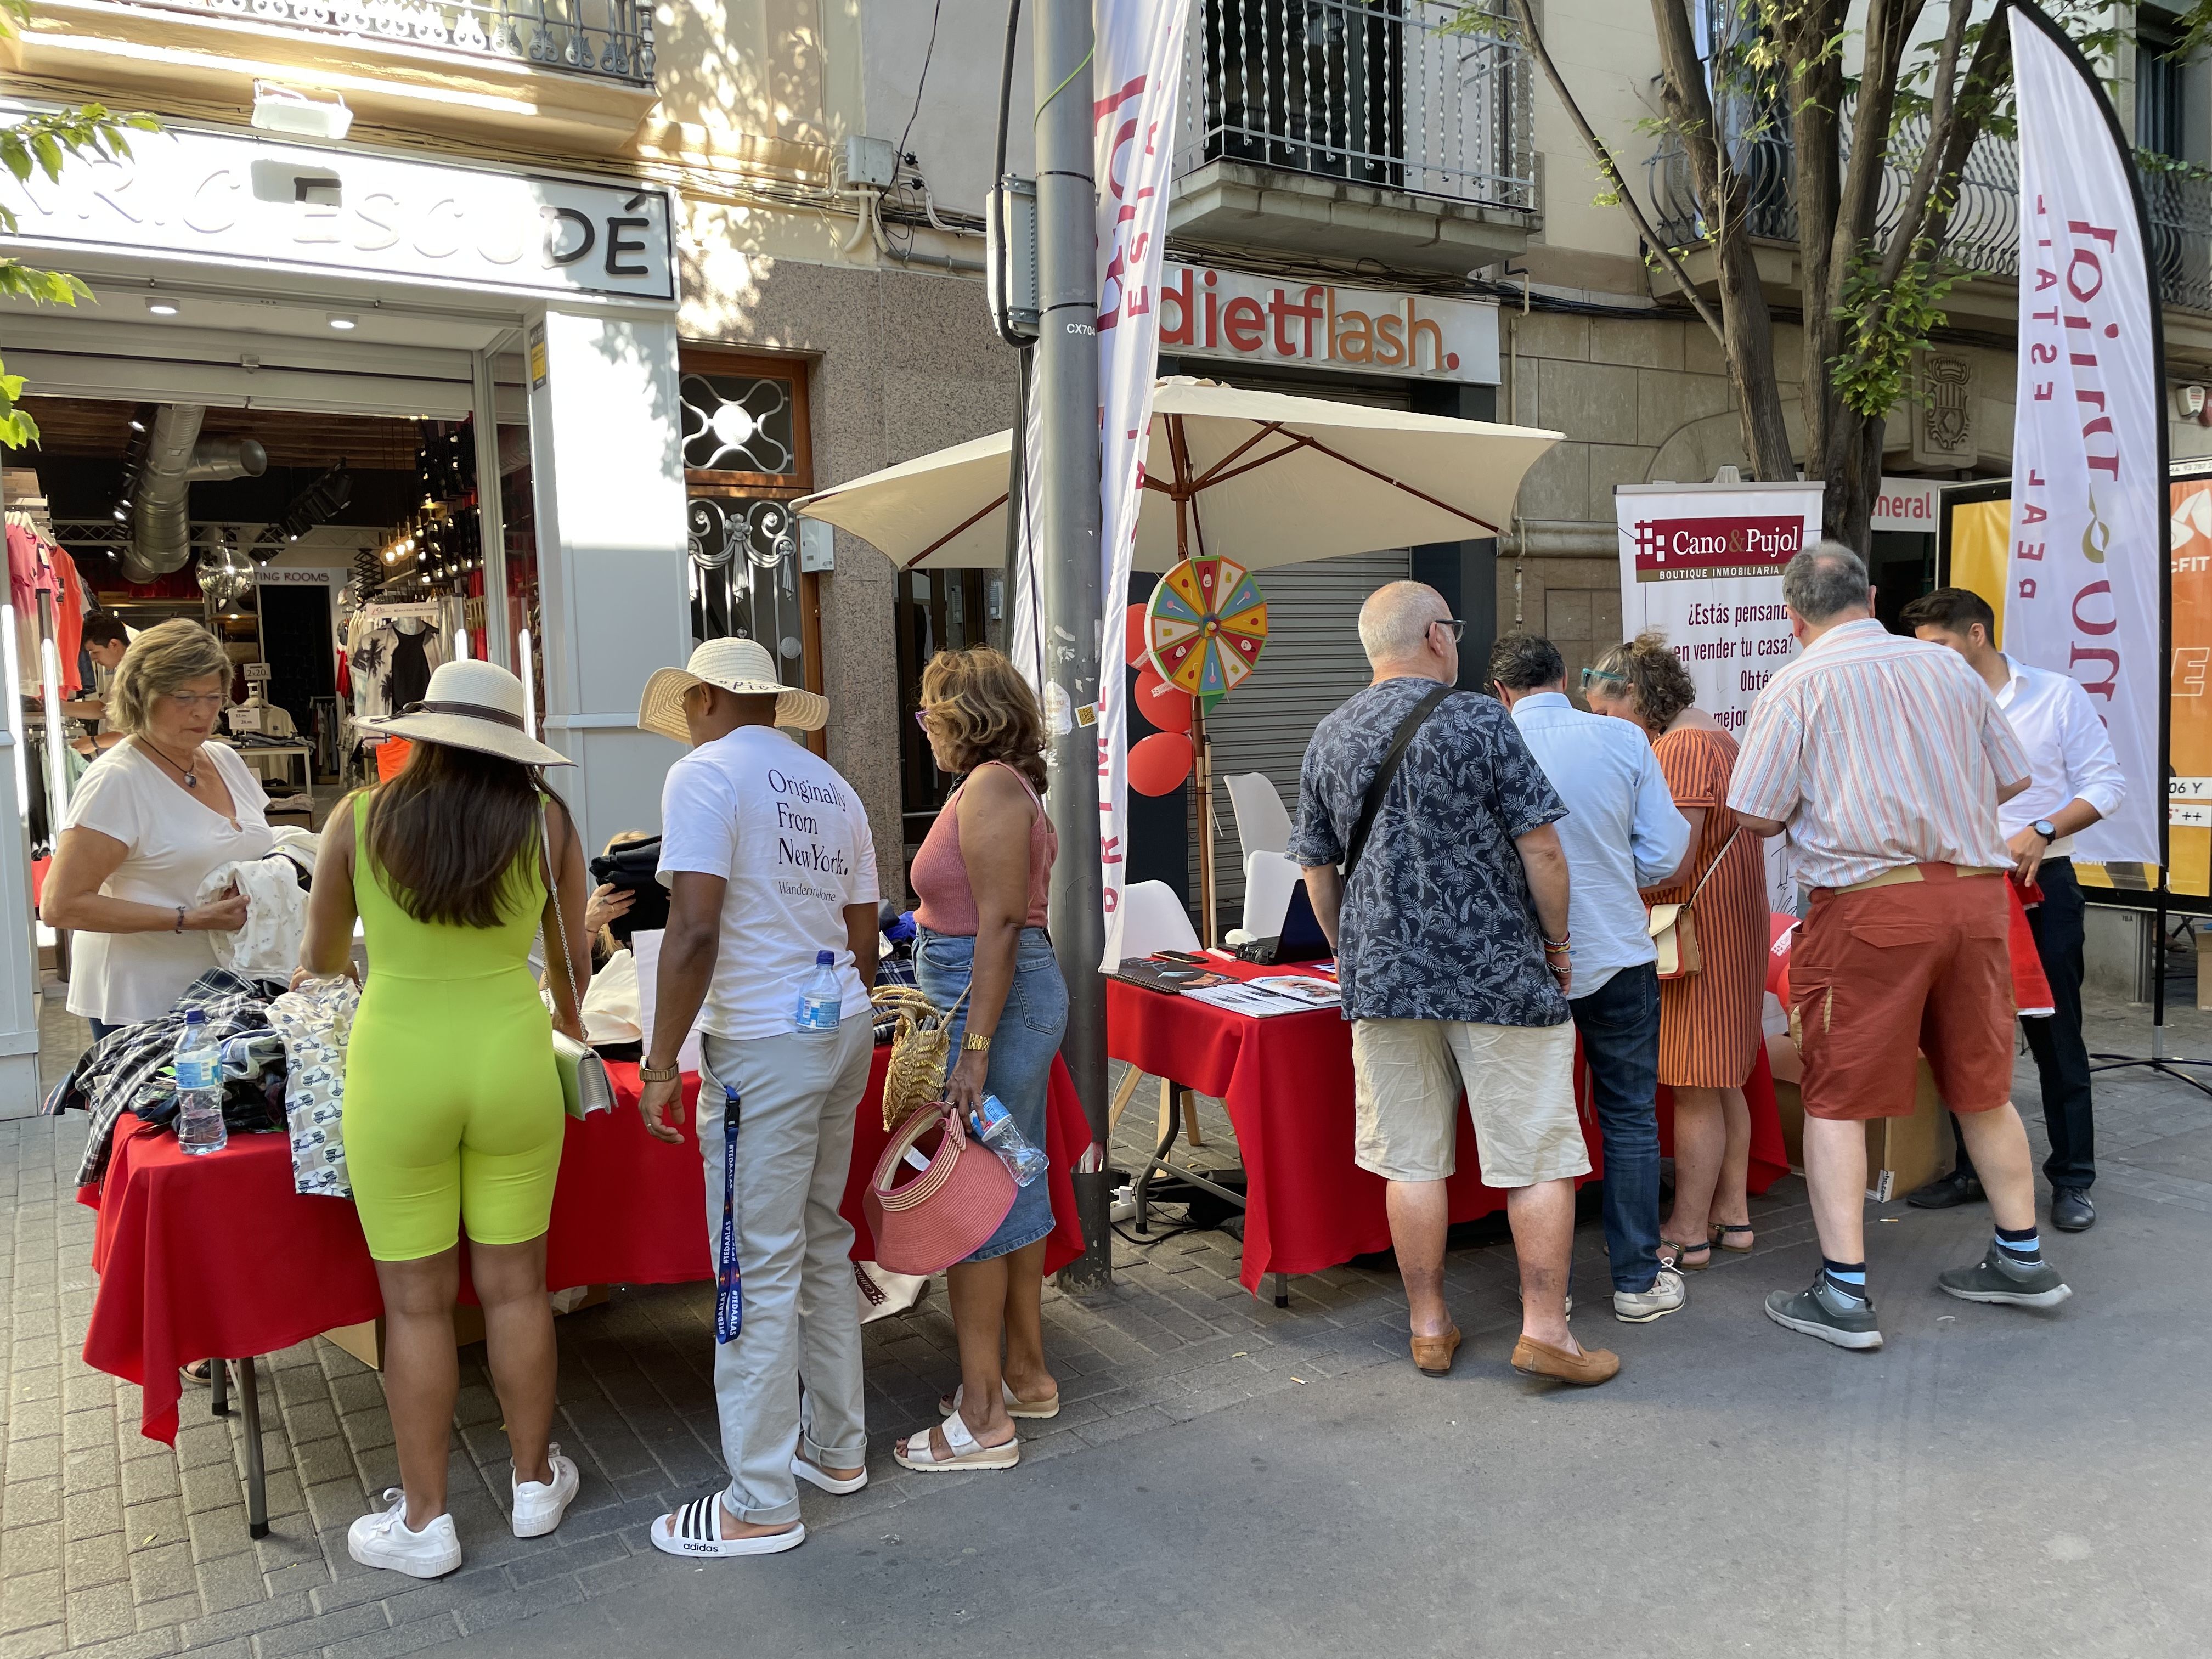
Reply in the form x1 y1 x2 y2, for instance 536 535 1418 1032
1291 582 1617 1388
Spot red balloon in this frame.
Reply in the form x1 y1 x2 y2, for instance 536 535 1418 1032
1127 732 1195 797
1131 664 1192 735
1125 604 1151 667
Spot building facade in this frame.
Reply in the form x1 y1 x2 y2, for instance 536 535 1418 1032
5 0 2210 933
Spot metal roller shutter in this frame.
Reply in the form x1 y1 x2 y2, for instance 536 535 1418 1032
1188 371 1412 938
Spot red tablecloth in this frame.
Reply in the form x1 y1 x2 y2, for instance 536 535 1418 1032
1108 959 1787 1293
81 1049 1087 1444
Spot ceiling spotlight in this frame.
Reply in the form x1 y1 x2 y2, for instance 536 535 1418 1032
328 314 359 332
111 507 127 522
127 416 146 433
145 297 180 317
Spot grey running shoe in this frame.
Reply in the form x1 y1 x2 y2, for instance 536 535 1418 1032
1613 1268 1686 1323
1764 1273 1883 1350
1937 1243 2073 1309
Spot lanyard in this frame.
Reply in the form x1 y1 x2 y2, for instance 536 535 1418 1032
714 1083 743 1344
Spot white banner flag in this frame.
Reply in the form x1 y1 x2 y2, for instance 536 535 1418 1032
1093 0 1189 966
2005 9 2162 868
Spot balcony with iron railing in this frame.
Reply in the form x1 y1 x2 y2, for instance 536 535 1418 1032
1645 109 2212 314
1169 0 1539 270
9 0 660 152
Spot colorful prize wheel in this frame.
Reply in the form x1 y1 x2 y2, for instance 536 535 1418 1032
1143 555 1268 701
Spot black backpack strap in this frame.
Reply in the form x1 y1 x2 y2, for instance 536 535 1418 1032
1342 684 1454 882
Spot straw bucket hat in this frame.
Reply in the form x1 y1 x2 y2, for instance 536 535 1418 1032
636 637 828 742
359 659 573 768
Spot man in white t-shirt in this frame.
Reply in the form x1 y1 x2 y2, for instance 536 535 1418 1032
631 639 880 1562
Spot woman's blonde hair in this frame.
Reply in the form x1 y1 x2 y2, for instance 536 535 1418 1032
1589 632 1699 728
918 647 1048 795
110 619 232 737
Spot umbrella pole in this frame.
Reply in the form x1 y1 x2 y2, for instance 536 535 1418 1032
1194 697 1216 948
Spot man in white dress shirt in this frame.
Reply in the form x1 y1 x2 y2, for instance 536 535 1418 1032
1901 587 2126 1233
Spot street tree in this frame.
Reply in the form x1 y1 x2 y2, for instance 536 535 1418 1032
1487 1 2136 552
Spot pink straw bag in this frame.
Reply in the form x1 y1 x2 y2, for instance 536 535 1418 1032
863 1102 1017 1276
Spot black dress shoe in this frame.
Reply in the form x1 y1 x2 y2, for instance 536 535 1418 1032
2051 1188 2095 1232
1906 1171 1986 1210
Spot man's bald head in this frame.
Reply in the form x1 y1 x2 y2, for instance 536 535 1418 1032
1358 580 1451 668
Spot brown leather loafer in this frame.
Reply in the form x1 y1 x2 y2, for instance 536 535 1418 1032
1410 1326 1462 1375
1510 1335 1620 1386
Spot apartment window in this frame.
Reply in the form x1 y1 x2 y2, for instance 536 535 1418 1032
1202 0 1409 188
2139 9 2187 160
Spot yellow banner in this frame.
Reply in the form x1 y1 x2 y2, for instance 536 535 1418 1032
1948 499 2010 646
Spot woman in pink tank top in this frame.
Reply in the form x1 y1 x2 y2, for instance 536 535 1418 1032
895 648 1069 1476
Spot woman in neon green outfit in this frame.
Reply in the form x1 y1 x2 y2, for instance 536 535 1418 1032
297 660 592 1582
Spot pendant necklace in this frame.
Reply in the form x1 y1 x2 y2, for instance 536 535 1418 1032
144 739 201 789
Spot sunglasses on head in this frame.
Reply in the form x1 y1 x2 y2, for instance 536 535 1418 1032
1579 667 1628 692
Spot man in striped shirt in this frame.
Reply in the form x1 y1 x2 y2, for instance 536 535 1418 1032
1729 543 2074 1350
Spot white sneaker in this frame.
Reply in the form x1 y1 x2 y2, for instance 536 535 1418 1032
511 1444 581 1538
1613 1268 1687 1324
347 1491 462 1579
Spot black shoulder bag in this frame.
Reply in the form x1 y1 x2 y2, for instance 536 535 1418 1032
1341 684 1455 881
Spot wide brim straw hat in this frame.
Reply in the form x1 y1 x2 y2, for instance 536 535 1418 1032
359 658 574 768
636 636 828 741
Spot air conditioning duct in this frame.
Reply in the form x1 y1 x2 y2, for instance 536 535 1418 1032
123 407 267 580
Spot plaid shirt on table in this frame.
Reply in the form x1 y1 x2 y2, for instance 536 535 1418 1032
1728 618 2030 892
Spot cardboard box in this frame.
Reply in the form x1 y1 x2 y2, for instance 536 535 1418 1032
1773 1060 1951 1203
2196 926 2212 1012
323 1284 609 1372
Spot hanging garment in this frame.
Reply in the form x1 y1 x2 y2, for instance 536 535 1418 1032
50 547 83 698
268 976 358 1198
194 854 310 985
47 969 286 1186
384 623 434 712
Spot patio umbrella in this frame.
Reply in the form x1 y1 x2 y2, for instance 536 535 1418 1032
793 376 1562 573
796 376 1563 941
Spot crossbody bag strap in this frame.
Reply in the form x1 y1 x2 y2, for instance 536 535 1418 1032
1679 826 1743 911
1342 684 1454 882
538 795 584 1030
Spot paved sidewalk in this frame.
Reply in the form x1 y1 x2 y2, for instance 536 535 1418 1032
4 987 2209 1657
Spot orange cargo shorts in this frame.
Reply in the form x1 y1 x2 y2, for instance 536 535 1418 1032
1787 864 2014 1122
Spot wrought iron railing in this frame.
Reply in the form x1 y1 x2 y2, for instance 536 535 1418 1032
1175 0 1537 212
107 0 654 84
1646 108 2212 313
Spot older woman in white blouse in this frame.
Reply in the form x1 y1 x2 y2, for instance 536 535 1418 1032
42 620 269 1042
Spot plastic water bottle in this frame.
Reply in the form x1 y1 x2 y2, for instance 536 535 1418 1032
970 1093 1047 1187
174 1011 227 1157
794 950 843 1032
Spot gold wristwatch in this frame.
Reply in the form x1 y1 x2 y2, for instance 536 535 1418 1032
637 1060 681 1084
962 1032 993 1053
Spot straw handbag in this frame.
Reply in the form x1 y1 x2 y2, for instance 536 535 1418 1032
871 983 970 1132
1646 830 1740 982
864 1102 1017 1277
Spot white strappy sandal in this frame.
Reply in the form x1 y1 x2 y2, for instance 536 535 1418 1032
893 1412 1020 1472
647 1495 805 1558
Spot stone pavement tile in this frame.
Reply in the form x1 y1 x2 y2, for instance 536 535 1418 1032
129 1585 201 1631
2 1522 61 1577
4 1436 59 1481
306 1480 376 1534
0 1626 66 1659
123 1548 194 1610
7 1398 59 1441
187 1503 261 1564
192 1551 270 1616
61 1405 115 1453
1070 1406 1175 1449
63 1489 121 1542
121 1455 182 1506
573 1551 657 1600
11 1369 60 1406
324 1616 465 1659
0 1569 62 1637
256 1600 388 1656
64 1528 131 1592
65 1445 121 1496
51 1629 178 1659
507 1537 625 1587
451 1579 584 1636
376 1562 516 1628
63 1583 137 1644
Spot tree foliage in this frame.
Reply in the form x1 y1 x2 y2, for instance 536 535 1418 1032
0 0 157 449
1475 0 2146 551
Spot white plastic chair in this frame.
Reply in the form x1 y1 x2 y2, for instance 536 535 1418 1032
1222 772 1294 864
1109 880 1206 1148
1239 851 1302 941
1116 879 1201 958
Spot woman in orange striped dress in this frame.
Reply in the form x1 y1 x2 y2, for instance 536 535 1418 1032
1587 635 1766 1272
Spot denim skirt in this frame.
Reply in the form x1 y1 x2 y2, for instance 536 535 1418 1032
912 925 1069 1263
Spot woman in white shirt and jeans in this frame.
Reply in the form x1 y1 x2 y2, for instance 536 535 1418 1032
42 620 267 1043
